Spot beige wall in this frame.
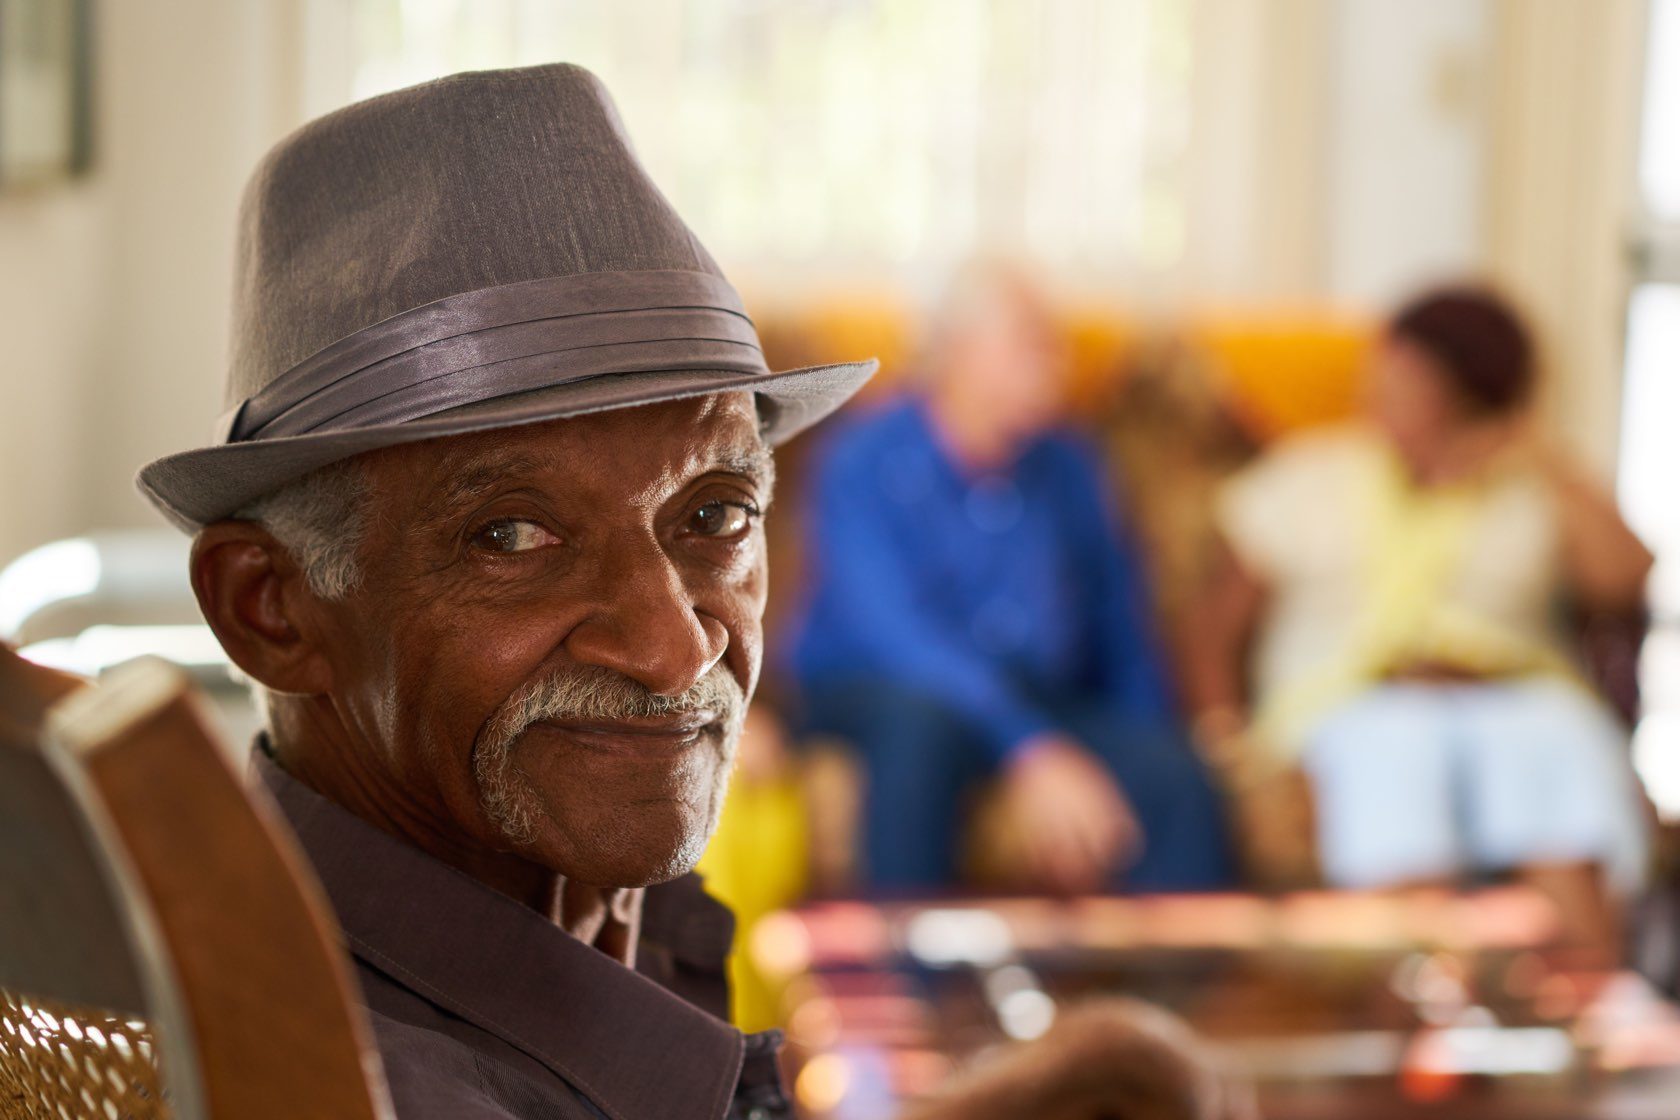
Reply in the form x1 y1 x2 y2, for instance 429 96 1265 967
81 0 313 528
1326 0 1493 303
0 0 310 564
0 185 108 559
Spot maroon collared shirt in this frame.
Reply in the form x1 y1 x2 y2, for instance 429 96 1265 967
254 749 790 1120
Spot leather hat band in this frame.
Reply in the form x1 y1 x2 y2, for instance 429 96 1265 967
218 269 767 443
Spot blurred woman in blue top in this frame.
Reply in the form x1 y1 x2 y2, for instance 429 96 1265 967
784 262 1232 892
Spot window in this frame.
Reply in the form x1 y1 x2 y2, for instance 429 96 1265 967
341 0 1192 287
1620 0 1680 816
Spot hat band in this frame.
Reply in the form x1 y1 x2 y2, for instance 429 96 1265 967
218 269 767 443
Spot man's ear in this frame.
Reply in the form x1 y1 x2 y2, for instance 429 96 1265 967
191 521 334 696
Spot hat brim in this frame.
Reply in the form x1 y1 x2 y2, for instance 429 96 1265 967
137 359 877 532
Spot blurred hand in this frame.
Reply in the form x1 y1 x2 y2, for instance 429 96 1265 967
901 996 1257 1120
1004 734 1140 894
1202 724 1320 889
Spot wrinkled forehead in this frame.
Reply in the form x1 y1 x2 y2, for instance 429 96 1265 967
363 391 772 519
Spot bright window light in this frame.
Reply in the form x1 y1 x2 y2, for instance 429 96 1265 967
0 538 101 638
343 0 1193 282
1619 286 1680 820
1640 0 1680 221
905 908 1012 966
1617 285 1680 570
19 625 229 678
1634 711 1680 822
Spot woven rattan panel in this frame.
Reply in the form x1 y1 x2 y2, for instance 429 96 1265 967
0 989 169 1120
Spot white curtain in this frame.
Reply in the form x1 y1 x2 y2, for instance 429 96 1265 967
334 0 1196 292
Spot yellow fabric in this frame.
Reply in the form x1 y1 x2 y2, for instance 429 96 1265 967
694 773 810 1032
749 296 1372 437
1188 312 1373 437
1253 441 1571 756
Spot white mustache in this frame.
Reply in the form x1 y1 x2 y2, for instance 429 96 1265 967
474 662 747 846
487 662 746 741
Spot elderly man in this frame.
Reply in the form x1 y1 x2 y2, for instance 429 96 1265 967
136 66 874 1119
786 264 1231 894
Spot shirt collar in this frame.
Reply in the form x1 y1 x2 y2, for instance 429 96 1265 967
252 748 746 1120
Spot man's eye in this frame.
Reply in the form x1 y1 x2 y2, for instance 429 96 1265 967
689 500 757 539
470 519 560 554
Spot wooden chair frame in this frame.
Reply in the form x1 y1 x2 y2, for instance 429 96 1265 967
1 648 392 1119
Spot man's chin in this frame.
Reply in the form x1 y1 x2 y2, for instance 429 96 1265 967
512 809 716 888
541 844 705 890
607 849 705 889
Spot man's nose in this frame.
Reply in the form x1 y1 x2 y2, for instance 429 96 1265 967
562 541 727 697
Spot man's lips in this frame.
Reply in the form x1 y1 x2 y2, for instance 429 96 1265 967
528 712 722 752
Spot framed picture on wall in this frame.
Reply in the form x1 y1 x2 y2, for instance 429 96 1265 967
0 0 93 190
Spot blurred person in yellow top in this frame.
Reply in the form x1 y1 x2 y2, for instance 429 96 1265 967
1187 286 1653 957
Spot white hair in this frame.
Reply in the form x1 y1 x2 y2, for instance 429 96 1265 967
233 459 371 600
231 459 370 723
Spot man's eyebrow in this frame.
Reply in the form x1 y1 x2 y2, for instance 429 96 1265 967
406 443 775 536
412 451 546 532
709 446 777 496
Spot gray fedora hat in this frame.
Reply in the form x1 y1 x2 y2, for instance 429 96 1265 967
138 63 876 532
